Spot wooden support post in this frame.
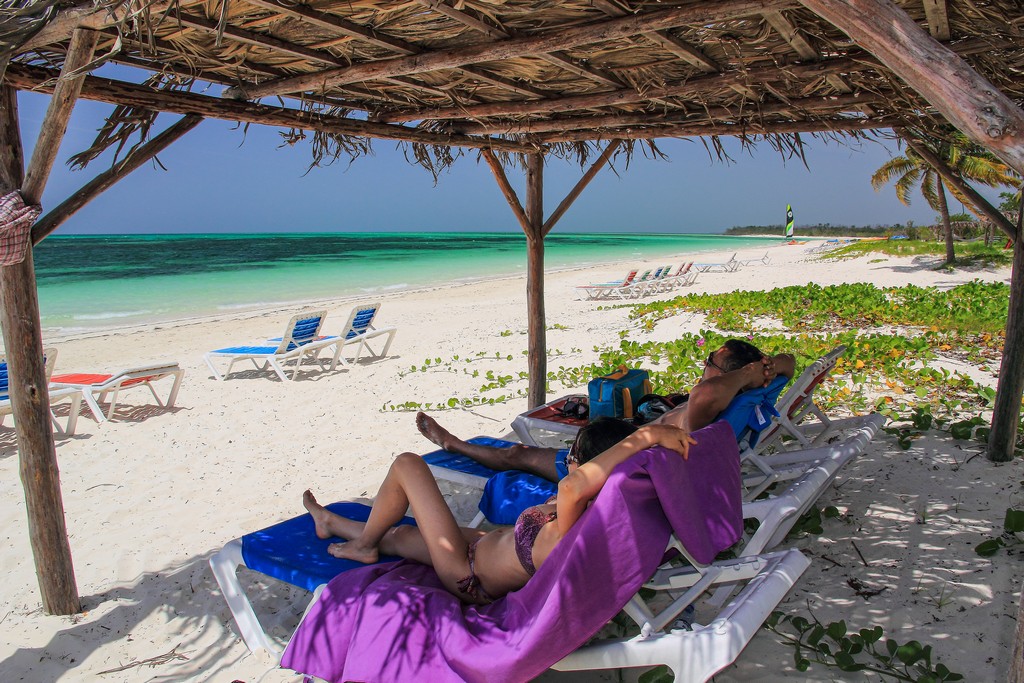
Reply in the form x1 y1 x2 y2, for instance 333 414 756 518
32 114 204 242
542 140 622 236
0 27 97 616
524 153 546 409
987 204 1024 463
798 0 1024 176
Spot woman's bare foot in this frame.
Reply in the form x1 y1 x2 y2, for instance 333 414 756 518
416 411 454 450
302 489 336 540
327 541 379 564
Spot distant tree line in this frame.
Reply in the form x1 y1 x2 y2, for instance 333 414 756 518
724 224 901 237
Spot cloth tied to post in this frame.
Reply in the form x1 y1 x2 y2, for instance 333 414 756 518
0 191 41 266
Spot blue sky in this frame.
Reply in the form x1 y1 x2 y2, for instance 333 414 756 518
17 88 991 235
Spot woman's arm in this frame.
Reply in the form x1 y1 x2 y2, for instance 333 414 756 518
555 424 694 537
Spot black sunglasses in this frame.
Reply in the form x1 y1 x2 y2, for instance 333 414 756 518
705 352 727 373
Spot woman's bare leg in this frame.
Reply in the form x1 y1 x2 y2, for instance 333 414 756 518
303 490 484 567
306 452 479 591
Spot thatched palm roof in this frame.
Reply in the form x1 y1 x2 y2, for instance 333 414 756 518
4 0 1022 171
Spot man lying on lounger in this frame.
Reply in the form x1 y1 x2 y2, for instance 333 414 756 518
416 339 796 483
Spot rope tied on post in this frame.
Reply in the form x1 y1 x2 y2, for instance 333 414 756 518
0 191 41 265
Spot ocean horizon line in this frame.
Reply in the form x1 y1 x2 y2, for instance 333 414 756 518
43 229 769 238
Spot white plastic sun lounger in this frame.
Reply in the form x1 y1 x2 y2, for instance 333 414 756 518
694 253 739 272
50 362 183 422
205 310 338 381
552 548 809 682
329 302 397 364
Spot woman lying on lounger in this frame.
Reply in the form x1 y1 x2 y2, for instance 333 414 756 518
303 418 693 605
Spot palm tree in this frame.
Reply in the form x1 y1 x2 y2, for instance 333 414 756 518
871 131 1019 264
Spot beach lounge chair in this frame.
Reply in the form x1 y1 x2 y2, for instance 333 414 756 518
575 269 638 300
748 345 849 453
694 253 740 272
49 362 183 422
271 423 810 683
204 310 338 381
738 251 771 266
209 502 417 654
0 348 83 437
510 394 588 447
328 302 397 364
621 268 659 297
661 262 693 289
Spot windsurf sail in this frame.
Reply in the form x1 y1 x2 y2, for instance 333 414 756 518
785 204 794 238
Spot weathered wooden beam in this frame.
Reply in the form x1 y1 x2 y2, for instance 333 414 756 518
238 0 548 100
103 28 429 106
17 0 174 53
458 66 549 99
244 0 420 55
987 199 1024 463
4 63 539 154
643 31 720 72
524 153 546 409
542 140 621 236
377 55 867 123
763 10 817 59
23 29 98 203
763 9 854 96
451 92 877 135
226 0 796 100
798 0 1024 176
176 12 348 66
0 28 98 618
0 86 21 190
922 0 951 41
900 132 1016 240
412 0 625 91
32 115 203 243
530 114 904 143
481 150 530 230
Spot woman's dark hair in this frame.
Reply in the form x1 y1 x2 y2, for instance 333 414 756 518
574 417 639 464
719 339 764 372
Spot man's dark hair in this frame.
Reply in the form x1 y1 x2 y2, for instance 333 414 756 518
719 339 764 372
576 417 639 463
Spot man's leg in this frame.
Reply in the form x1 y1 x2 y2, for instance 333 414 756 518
416 412 562 481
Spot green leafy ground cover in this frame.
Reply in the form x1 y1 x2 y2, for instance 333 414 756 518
828 239 1013 269
385 280 1021 451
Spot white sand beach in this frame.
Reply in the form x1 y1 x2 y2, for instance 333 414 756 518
1 242 1019 682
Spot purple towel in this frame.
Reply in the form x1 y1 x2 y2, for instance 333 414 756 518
281 421 741 683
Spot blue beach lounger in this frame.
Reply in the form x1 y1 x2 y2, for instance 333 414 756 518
331 302 397 364
204 310 339 381
209 501 416 654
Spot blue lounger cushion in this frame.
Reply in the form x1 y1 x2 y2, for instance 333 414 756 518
241 501 416 593
211 345 281 355
482 471 557 525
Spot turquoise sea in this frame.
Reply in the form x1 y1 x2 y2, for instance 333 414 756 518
34 232 777 335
